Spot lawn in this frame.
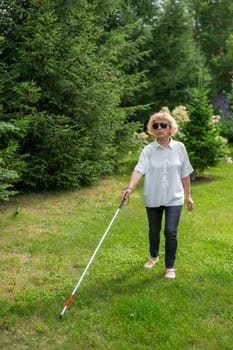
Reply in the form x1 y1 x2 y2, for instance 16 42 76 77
0 159 232 350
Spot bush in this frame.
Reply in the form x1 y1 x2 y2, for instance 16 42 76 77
177 88 229 176
0 122 21 200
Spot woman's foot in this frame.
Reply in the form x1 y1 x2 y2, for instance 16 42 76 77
144 256 159 269
165 268 176 278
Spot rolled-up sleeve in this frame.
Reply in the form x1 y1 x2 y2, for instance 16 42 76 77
181 145 194 178
134 150 146 175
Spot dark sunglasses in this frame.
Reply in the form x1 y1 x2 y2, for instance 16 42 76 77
152 122 168 129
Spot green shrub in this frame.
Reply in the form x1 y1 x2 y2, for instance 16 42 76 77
178 88 229 176
0 122 23 200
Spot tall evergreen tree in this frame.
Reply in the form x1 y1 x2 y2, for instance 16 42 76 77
0 0 146 191
130 0 210 123
191 0 233 93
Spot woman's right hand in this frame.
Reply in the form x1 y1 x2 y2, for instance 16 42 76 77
121 188 133 202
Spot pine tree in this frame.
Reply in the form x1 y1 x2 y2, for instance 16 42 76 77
133 0 210 121
0 0 146 191
191 0 233 93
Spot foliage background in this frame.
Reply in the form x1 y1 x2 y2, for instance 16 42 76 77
0 0 233 198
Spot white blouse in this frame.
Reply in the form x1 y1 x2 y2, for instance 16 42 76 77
134 139 194 207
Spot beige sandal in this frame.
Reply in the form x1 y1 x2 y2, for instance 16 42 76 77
144 257 159 269
165 268 176 278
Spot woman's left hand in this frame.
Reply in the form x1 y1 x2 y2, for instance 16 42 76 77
186 196 194 211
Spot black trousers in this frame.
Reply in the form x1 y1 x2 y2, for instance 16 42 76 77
146 205 183 268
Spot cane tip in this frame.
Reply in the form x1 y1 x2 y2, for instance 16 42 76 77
59 314 63 320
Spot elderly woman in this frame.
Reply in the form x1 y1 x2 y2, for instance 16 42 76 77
122 112 194 278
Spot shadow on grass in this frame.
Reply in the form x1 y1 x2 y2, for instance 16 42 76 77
65 263 165 311
191 174 226 186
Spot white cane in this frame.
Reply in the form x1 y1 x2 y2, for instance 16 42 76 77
59 198 126 319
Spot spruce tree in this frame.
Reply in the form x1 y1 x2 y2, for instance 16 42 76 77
179 88 228 176
191 0 233 93
0 0 146 191
133 0 210 120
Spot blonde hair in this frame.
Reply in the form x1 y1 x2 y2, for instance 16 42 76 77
147 112 178 137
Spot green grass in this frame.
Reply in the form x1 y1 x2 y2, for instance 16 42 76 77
0 161 232 350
